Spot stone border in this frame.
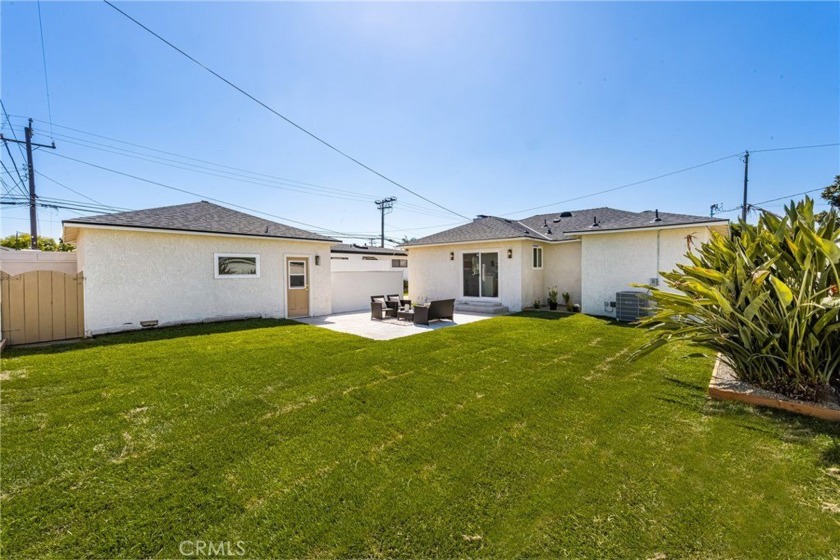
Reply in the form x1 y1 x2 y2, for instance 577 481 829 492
709 356 840 422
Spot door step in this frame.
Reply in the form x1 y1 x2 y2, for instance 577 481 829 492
455 301 510 314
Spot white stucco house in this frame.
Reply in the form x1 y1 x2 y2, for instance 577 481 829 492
64 201 340 335
401 207 729 318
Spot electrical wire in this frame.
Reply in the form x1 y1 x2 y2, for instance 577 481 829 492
1 137 28 193
34 170 116 208
45 151 371 238
26 122 457 220
501 153 743 217
751 142 840 154
36 1 55 141
0 100 28 162
751 187 826 206
102 0 470 221
0 158 27 198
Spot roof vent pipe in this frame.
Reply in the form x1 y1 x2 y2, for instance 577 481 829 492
651 209 662 223
590 216 600 228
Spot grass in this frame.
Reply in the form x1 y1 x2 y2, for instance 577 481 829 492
1 313 838 558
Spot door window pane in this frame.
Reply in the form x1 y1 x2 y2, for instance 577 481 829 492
481 252 498 298
289 261 306 289
463 253 480 297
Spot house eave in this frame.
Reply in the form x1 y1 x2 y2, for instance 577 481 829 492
564 220 730 236
400 236 580 249
61 221 340 244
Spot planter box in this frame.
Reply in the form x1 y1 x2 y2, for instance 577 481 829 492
709 357 840 422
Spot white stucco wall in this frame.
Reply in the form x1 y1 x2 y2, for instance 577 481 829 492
74 227 333 335
0 250 78 276
580 225 727 317
520 241 546 308
330 270 405 313
330 251 408 281
406 241 524 311
542 241 582 308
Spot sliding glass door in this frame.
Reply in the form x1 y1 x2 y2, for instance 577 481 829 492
463 252 498 298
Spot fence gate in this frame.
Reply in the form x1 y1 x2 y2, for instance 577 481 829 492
1 271 84 346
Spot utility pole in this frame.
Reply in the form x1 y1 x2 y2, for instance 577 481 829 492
741 150 750 222
1 118 55 249
375 196 396 248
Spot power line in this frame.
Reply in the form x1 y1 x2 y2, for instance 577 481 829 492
36 1 55 141
751 142 840 154
45 151 365 238
751 187 826 206
1 136 27 191
501 152 743 217
0 158 27 198
102 0 470 221
0 100 28 162
23 121 457 220
34 170 112 207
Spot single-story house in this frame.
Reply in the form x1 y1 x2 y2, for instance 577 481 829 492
329 244 408 313
401 207 729 317
64 201 339 335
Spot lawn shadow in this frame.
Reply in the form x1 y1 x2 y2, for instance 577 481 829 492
2 319 306 357
514 311 578 321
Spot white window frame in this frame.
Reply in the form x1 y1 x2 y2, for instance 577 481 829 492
287 259 308 290
532 246 543 269
214 253 260 279
391 258 408 268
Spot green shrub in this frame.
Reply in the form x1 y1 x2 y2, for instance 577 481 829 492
635 198 840 402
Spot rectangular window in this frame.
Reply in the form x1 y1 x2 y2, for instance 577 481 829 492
391 259 408 268
532 246 543 269
331 256 349 260
215 254 259 278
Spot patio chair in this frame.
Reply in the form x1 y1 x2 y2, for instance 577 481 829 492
386 294 411 311
371 297 397 320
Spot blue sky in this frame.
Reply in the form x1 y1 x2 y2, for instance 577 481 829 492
2 1 838 243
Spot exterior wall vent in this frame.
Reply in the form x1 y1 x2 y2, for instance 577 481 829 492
615 291 650 322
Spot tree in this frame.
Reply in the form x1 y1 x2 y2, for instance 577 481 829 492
822 174 840 209
816 175 840 222
0 234 75 252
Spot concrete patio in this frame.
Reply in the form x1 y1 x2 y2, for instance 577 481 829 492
296 310 498 340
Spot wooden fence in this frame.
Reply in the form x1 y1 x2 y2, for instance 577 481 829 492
1 271 84 346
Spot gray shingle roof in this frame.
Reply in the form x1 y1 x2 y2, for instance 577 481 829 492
331 243 407 256
63 201 339 242
402 207 727 246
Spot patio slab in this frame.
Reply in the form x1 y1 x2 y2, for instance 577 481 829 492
296 310 497 341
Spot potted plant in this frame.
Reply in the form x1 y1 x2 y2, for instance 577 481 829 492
533 299 542 310
562 292 573 312
547 287 559 310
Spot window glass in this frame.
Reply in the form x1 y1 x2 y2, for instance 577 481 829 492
217 256 258 276
533 247 543 268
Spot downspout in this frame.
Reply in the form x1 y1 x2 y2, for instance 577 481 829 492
655 229 661 287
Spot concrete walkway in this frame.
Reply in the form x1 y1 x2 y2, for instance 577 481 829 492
297 310 497 341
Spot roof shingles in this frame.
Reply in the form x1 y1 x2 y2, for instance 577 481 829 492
402 207 727 247
63 201 339 242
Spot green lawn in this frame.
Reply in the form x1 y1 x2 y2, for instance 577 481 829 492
2 313 838 558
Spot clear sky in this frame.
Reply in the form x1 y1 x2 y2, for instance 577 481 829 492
1 1 838 243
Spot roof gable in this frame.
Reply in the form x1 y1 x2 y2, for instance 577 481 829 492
63 201 339 243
